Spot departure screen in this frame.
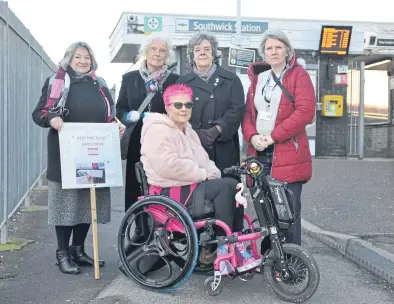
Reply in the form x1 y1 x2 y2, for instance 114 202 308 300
319 25 352 56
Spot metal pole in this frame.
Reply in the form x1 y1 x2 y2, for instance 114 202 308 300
1 1 9 244
353 62 359 155
236 0 241 76
38 58 43 187
358 61 365 159
25 41 32 207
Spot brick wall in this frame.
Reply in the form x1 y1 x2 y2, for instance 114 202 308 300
291 50 350 157
315 56 349 157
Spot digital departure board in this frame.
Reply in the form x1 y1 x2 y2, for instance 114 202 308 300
319 25 352 56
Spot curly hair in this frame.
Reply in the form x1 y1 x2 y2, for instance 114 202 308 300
137 33 175 65
187 32 222 67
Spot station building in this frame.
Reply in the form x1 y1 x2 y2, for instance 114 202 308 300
109 12 394 158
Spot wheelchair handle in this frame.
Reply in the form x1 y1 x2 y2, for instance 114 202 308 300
223 158 264 179
223 166 242 176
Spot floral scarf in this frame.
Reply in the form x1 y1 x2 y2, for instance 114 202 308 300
139 60 168 93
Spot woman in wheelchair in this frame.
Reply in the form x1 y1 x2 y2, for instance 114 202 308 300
139 84 261 274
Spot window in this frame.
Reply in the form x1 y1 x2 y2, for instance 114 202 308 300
347 69 390 125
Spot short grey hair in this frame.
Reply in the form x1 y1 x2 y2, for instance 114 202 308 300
137 33 175 65
58 41 98 71
187 32 221 67
259 29 295 62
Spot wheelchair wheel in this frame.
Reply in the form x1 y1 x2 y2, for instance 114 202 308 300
118 196 198 293
264 244 320 303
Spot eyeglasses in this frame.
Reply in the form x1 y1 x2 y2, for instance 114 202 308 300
172 102 193 109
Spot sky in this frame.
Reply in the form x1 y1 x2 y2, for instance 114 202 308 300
6 0 394 91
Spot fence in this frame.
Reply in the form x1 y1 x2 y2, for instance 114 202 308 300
0 1 56 244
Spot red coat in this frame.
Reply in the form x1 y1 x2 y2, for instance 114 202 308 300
242 57 315 185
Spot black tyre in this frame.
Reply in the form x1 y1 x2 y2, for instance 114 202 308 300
264 244 320 303
118 196 199 293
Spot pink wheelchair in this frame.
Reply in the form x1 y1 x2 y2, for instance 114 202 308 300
117 157 320 303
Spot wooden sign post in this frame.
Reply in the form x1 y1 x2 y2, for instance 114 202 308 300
58 123 124 280
90 187 100 279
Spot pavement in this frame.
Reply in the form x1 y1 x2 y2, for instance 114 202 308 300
301 158 394 284
0 184 126 304
302 158 394 235
90 234 393 304
0 158 394 303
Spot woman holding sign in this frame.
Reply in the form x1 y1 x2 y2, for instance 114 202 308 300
32 41 124 275
115 34 179 212
242 29 315 252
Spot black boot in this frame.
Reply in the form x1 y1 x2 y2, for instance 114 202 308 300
56 249 80 275
70 245 105 267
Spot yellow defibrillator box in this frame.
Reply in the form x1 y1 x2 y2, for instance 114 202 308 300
321 95 343 117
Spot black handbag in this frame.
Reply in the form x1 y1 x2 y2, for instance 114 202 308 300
120 71 171 160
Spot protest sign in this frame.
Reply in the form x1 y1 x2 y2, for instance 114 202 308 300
58 122 123 279
59 123 123 189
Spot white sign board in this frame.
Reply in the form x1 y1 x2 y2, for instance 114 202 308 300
337 65 348 74
59 123 123 189
231 34 250 48
228 47 255 69
175 18 189 32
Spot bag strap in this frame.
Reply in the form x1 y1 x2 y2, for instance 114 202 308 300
135 62 176 115
136 70 172 114
124 71 171 134
271 70 294 104
271 70 317 125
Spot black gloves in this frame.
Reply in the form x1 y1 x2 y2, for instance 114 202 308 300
196 126 221 148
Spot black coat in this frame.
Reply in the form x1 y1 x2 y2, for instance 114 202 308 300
115 70 180 210
177 66 245 174
32 74 115 183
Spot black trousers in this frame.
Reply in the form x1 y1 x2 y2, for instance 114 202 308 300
186 178 244 235
55 224 90 250
125 141 142 212
258 147 303 246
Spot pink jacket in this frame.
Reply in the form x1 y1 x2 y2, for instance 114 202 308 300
140 113 221 188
